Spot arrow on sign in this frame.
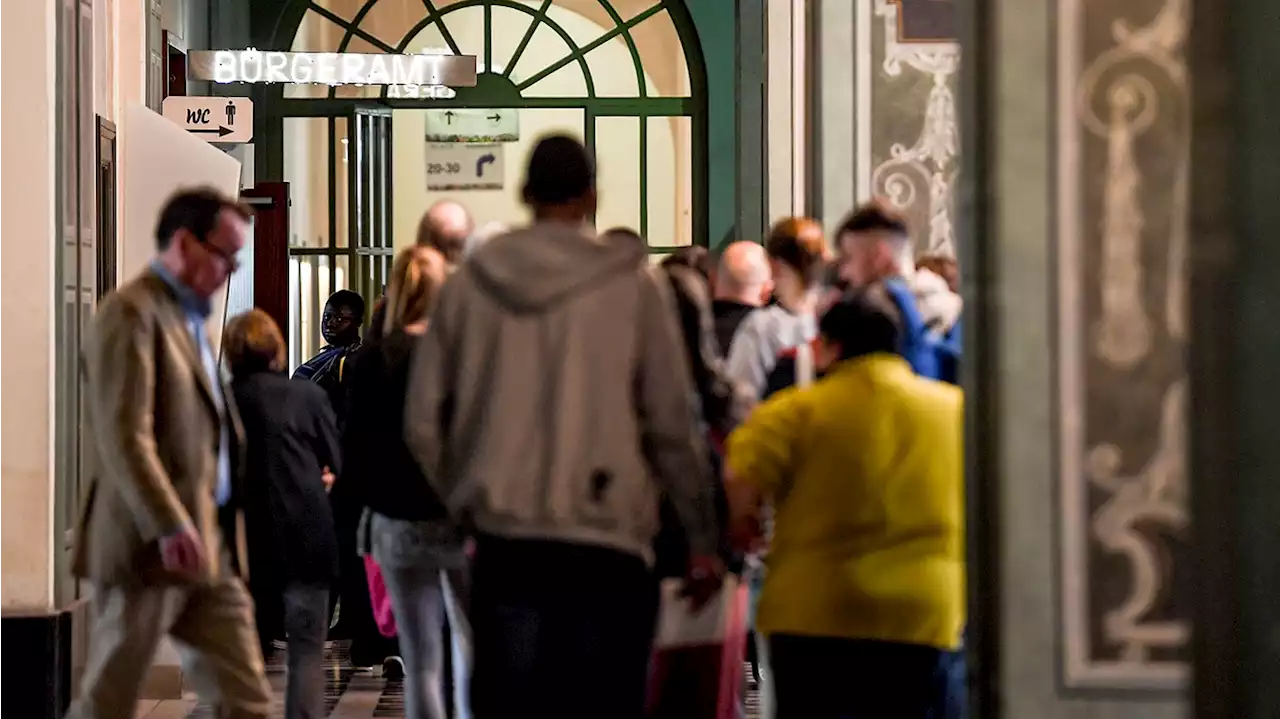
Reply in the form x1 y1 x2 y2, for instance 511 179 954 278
476 154 496 177
444 111 455 125
487 113 501 122
190 126 234 138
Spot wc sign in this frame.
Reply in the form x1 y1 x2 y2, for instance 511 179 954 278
162 96 254 144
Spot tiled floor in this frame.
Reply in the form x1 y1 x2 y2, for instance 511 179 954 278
135 643 401 719
136 642 762 718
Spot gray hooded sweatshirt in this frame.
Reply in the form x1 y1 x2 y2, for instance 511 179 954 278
404 221 720 563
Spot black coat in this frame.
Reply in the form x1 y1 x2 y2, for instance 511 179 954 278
232 371 342 588
339 330 451 523
655 265 742 577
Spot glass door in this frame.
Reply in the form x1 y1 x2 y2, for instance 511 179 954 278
348 106 394 319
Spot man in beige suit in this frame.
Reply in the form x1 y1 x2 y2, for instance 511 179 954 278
67 188 273 719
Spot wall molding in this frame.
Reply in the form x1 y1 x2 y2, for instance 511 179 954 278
858 0 960 257
1057 0 1190 692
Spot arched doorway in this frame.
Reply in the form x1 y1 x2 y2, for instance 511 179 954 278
262 0 709 368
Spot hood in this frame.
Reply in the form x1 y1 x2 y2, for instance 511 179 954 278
910 268 963 334
467 222 647 313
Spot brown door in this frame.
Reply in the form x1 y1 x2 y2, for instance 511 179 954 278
242 182 291 351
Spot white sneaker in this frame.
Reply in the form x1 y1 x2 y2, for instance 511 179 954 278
382 655 405 680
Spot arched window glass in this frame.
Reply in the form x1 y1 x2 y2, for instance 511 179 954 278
278 0 705 365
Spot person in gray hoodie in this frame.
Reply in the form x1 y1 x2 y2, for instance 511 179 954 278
404 134 723 719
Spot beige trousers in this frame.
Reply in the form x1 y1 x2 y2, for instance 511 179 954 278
66 575 272 719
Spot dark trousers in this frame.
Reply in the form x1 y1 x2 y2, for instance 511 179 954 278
468 536 659 719
769 634 949 719
937 643 967 719
328 493 398 667
282 584 330 719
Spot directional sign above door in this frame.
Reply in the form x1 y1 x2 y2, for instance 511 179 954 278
162 96 254 144
424 108 518 143
425 143 505 191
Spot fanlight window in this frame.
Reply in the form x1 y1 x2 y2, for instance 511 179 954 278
279 0 704 368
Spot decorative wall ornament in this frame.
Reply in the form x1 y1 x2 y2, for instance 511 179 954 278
1085 378 1189 660
869 0 960 258
1058 0 1190 692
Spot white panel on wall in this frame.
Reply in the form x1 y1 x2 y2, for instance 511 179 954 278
865 0 960 258
220 224 255 337
121 103 242 347
119 103 241 679
766 0 796 224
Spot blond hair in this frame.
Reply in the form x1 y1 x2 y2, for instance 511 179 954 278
383 246 449 336
223 309 287 376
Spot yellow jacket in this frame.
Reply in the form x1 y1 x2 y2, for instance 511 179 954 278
726 353 965 649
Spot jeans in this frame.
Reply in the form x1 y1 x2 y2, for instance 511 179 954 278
370 513 470 719
468 536 659 719
936 634 967 719
768 634 949 719
282 584 329 719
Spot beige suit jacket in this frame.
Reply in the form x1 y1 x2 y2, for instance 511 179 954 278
72 270 249 586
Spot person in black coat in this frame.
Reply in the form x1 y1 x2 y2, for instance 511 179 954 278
652 261 743 579
343 246 467 719
225 309 341 719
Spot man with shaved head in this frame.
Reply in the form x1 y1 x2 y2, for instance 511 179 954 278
712 241 774 354
368 201 477 341
416 199 475 267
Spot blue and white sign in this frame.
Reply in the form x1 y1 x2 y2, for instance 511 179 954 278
425 142 504 191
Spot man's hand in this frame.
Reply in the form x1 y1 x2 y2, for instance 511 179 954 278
159 526 206 577
321 466 336 492
681 553 726 612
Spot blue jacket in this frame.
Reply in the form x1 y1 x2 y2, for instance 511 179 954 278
884 279 961 386
763 280 961 398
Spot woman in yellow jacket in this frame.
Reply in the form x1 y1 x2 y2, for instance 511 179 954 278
724 289 965 718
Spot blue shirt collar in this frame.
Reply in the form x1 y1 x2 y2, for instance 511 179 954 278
150 259 212 319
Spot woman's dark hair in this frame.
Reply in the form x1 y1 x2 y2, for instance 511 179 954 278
326 289 366 319
661 264 739 433
660 246 713 281
837 200 910 237
155 187 252 249
819 287 903 362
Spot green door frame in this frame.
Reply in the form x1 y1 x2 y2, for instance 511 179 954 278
258 0 711 253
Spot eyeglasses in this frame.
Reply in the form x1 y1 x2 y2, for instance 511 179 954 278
195 236 241 273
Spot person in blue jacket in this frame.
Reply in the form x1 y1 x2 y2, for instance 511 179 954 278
830 202 962 385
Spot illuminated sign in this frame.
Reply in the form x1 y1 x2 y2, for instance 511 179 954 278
188 50 478 88
387 84 458 100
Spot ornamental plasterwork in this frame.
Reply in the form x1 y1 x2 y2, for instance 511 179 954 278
870 0 960 258
1079 0 1189 369
1060 0 1190 691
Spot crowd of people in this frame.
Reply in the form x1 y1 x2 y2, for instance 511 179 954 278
65 132 966 719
